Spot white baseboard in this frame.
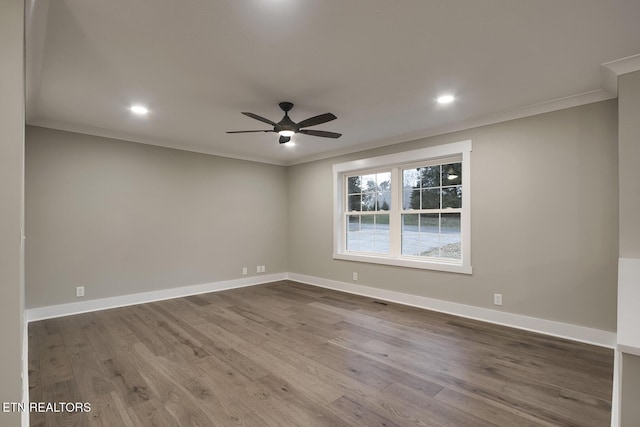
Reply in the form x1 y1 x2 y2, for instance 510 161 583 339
25 271 616 349
25 273 287 322
286 272 616 349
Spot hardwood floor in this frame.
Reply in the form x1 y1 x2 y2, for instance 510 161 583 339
28 280 613 426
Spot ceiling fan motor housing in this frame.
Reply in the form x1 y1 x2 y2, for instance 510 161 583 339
227 101 341 142
276 115 297 133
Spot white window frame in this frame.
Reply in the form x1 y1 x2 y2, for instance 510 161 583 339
333 140 472 274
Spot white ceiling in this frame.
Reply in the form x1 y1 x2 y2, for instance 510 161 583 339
25 0 640 165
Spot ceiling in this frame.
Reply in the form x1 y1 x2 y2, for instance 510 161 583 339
25 0 640 166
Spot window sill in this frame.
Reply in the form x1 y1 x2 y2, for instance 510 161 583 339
333 252 472 274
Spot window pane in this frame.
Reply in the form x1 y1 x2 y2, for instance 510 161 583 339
361 215 374 226
378 191 391 210
348 171 393 212
346 214 389 254
376 214 390 226
404 213 449 257
362 174 377 192
419 213 439 231
346 216 360 252
441 213 461 232
377 172 391 189
347 176 362 194
442 162 462 186
401 214 418 255
373 214 390 253
375 172 391 211
402 213 419 231
362 193 376 211
418 213 441 256
416 233 440 257
347 215 360 231
420 166 441 188
441 186 462 209
403 189 420 210
421 189 439 209
403 169 420 188
440 213 461 259
401 213 462 259
348 194 362 211
402 243 421 257
402 213 440 257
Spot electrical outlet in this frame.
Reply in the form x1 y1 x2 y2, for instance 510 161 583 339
256 265 261 273
262 265 266 273
76 286 85 297
352 272 358 281
242 267 248 275
494 293 503 306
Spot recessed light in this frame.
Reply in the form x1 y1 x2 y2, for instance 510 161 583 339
130 105 149 115
437 95 455 104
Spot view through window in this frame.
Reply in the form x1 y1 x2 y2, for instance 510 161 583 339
333 141 471 274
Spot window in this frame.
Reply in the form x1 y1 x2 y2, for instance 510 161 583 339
346 171 391 254
333 141 471 274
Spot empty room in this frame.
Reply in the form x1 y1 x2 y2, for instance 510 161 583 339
2 0 640 426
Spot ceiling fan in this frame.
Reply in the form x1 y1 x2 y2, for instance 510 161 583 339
227 102 342 144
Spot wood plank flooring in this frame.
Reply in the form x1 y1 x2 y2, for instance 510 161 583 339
28 280 614 426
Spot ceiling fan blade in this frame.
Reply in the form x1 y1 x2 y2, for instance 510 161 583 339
296 113 337 129
299 129 342 139
241 112 278 127
226 130 274 134
279 135 291 144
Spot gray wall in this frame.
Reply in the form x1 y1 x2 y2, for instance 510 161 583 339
288 101 619 331
26 126 288 308
618 70 640 426
619 71 640 259
26 102 619 330
0 0 25 425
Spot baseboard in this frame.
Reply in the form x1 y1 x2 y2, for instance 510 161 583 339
286 272 616 349
26 273 287 322
25 271 616 349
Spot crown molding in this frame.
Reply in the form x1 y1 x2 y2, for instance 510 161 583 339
29 51 640 168
601 54 640 96
27 120 288 166
286 89 615 166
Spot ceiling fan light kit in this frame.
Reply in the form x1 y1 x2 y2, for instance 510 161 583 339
227 102 342 144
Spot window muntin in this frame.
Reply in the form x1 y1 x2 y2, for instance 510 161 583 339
401 162 462 260
345 170 391 254
346 214 390 254
347 171 391 212
333 141 471 274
